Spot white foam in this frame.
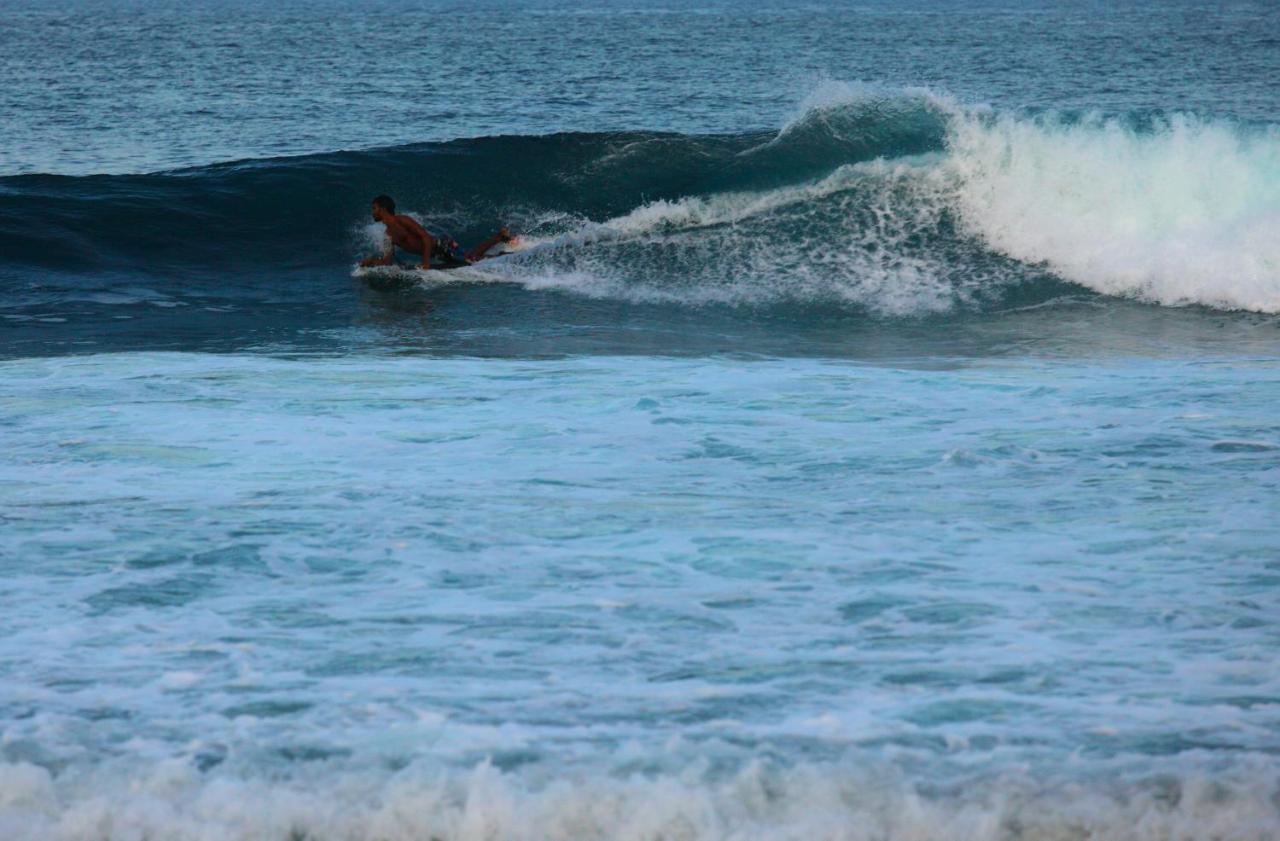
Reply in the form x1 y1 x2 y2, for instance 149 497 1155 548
3 758 1277 841
945 107 1280 312
488 157 979 315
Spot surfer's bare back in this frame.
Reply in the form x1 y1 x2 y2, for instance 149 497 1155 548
360 195 515 269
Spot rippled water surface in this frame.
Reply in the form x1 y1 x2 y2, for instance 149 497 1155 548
1 1 1279 839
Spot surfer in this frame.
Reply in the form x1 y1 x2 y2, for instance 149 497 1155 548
359 195 516 269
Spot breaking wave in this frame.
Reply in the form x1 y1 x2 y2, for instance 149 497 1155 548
2 85 1277 316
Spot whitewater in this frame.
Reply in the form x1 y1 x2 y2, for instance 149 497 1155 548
1 1 1279 839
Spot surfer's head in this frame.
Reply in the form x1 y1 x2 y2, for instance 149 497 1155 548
371 194 395 221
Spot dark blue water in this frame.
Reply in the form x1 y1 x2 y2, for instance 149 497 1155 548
1 2 1279 839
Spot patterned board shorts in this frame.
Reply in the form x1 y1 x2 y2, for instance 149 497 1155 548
432 235 469 266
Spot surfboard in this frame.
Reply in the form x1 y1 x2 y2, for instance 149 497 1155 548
353 254 519 288
352 239 548 289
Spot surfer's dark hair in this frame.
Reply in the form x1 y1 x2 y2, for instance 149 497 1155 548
372 195 395 213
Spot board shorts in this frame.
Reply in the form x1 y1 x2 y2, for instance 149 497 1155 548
432 234 469 266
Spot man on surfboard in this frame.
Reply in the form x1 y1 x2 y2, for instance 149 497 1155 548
359 195 516 269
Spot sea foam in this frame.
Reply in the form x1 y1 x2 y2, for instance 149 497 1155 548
2 757 1278 841
946 107 1280 313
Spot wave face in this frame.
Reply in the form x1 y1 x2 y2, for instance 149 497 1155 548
2 88 1278 320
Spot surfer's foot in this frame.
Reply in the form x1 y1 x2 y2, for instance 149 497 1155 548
497 227 521 248
465 228 519 262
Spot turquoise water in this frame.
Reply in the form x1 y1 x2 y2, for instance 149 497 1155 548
4 351 1279 837
1 1 1279 838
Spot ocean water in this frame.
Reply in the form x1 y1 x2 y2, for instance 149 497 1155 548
1 1 1279 839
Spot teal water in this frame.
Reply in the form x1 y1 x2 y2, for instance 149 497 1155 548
4 351 1278 837
1 1 1279 838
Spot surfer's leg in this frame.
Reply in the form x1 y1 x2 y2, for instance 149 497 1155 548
464 227 516 262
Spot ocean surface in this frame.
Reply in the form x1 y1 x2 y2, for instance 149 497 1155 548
2 1 1279 838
